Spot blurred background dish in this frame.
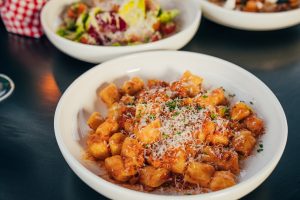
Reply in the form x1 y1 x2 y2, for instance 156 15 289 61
41 0 201 63
0 74 14 102
56 0 179 46
207 0 300 13
197 0 300 30
54 51 287 200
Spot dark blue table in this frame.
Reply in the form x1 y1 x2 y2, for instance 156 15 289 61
0 18 299 199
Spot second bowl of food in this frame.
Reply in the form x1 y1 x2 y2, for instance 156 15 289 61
41 0 201 63
54 51 287 200
198 0 300 30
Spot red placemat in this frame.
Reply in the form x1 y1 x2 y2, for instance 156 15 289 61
0 0 47 38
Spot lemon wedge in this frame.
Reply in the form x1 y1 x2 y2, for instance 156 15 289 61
118 0 146 26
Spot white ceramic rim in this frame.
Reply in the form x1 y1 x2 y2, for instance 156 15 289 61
54 51 288 199
41 0 201 51
200 0 300 17
0 74 15 102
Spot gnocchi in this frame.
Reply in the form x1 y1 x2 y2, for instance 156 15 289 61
105 155 131 182
84 71 265 194
87 112 104 130
140 166 169 188
99 83 120 107
109 132 126 155
210 171 236 191
184 162 215 187
88 139 110 160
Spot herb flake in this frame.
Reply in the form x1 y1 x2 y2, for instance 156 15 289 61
149 114 156 120
196 105 202 110
229 93 236 98
211 113 217 120
166 100 179 111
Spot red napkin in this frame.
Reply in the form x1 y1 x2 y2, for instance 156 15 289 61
0 0 47 38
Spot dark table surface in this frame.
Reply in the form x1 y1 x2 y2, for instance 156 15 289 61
1 17 300 200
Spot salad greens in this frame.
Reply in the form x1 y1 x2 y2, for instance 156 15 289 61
56 0 179 46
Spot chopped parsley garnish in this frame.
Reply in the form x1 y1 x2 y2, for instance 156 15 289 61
149 114 156 120
229 93 236 98
186 106 192 110
137 110 142 118
166 100 180 111
202 95 208 98
196 105 202 110
221 106 230 116
173 111 180 117
162 133 169 139
211 113 217 120
176 131 182 135
257 143 264 153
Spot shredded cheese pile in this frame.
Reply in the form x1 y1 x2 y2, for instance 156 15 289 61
128 85 232 162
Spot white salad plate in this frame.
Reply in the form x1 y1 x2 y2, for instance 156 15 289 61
197 0 300 31
41 0 201 63
54 51 287 200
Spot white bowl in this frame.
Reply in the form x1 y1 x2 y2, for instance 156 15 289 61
54 51 287 200
41 0 201 63
197 0 300 31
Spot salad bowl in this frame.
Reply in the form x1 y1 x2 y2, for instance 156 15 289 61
41 0 201 63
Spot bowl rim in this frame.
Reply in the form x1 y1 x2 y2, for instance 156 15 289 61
54 50 288 199
199 0 300 17
0 74 15 102
41 0 201 50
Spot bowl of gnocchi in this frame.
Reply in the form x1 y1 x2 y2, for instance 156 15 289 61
54 51 287 199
